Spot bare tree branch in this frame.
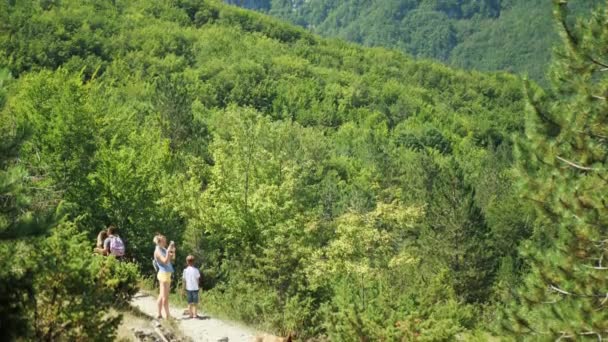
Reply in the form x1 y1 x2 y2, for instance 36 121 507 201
582 265 608 270
600 293 608 306
550 284 573 296
556 156 595 171
557 332 574 341
550 284 608 299
588 55 608 70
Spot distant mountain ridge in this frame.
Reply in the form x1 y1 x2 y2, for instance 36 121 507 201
224 0 601 82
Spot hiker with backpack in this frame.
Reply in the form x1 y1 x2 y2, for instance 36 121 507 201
153 233 175 319
104 225 126 259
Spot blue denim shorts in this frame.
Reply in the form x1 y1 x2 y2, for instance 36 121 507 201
186 290 199 304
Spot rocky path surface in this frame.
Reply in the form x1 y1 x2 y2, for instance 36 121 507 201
130 292 256 342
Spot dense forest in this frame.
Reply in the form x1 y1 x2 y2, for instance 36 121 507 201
225 0 602 82
0 0 606 340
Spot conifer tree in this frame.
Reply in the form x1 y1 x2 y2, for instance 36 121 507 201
505 1 608 338
0 69 54 339
422 155 496 304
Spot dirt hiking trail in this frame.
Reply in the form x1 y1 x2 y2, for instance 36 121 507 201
131 292 257 342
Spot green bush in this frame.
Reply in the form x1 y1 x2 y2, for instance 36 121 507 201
0 223 140 341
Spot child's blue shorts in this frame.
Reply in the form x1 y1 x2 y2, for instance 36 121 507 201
187 290 199 304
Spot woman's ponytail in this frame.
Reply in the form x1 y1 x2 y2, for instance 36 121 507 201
153 233 164 245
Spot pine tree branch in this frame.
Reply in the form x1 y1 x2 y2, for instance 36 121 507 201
556 156 595 171
593 239 608 248
555 1 578 47
521 195 547 206
582 265 608 270
559 330 608 341
554 1 608 75
550 284 608 299
601 293 608 306
526 89 561 133
589 254 607 270
578 331 602 341
550 284 573 296
575 129 608 141
588 56 608 70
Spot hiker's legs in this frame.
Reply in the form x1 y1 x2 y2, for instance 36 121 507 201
162 281 171 318
193 290 199 317
157 281 166 318
186 291 194 317
188 304 194 317
160 281 171 318
156 272 172 318
187 290 199 317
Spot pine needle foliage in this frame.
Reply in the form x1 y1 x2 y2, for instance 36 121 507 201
504 1 608 338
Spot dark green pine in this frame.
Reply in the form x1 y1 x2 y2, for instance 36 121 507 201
505 0 608 338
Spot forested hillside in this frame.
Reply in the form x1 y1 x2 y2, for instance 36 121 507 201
1 0 606 340
225 0 602 82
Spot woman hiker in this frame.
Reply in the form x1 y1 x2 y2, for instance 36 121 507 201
153 233 176 319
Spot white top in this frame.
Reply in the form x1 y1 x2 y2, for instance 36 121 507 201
182 266 200 291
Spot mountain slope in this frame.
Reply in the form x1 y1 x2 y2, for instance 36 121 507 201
225 0 602 82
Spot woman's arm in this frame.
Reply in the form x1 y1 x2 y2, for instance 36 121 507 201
168 242 176 261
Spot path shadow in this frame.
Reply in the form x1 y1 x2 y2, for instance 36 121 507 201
179 315 211 321
132 292 151 299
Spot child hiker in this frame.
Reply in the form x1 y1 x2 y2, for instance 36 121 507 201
182 255 201 319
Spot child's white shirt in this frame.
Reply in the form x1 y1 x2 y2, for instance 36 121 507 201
182 266 200 291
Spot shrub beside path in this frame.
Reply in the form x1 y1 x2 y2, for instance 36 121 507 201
131 292 256 342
